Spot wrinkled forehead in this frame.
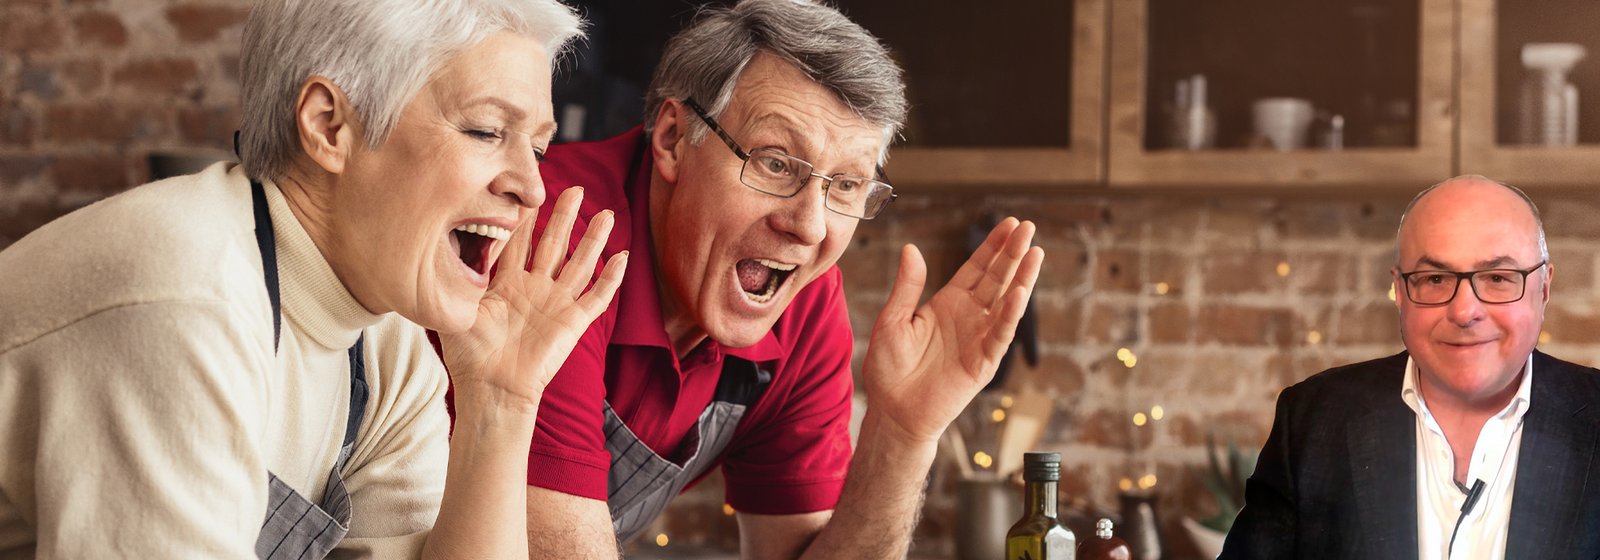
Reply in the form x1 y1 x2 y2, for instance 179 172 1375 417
721 53 891 163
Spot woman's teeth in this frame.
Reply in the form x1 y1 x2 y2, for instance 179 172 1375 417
454 223 511 240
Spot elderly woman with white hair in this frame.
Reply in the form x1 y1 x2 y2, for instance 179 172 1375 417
0 0 620 558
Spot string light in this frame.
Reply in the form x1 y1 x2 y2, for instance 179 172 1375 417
1540 331 1552 345
1117 347 1137 368
1276 261 1291 277
723 504 735 516
1306 330 1323 345
1155 282 1170 295
1138 474 1158 489
1000 395 1014 408
656 533 669 547
1119 478 1134 491
992 408 1007 423
1150 405 1165 421
1132 412 1148 427
974 451 994 469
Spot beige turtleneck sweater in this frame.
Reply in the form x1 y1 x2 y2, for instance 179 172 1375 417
0 163 450 558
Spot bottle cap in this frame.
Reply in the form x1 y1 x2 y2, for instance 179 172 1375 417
1096 518 1114 539
1022 452 1061 481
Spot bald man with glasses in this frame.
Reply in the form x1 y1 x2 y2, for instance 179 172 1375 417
1223 175 1600 559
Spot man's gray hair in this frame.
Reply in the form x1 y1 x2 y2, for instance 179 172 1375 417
643 0 907 157
238 0 583 181
1396 174 1550 264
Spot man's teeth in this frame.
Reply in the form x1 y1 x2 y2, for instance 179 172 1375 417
740 258 792 304
754 258 796 271
744 280 778 303
453 223 511 241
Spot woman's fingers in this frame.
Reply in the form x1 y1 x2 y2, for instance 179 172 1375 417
530 187 583 276
555 209 615 293
577 251 628 318
496 207 537 280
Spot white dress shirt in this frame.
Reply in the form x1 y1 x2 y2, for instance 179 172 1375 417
1400 355 1532 560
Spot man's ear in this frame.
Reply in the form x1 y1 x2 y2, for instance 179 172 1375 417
1541 263 1554 306
1390 267 1404 311
295 76 358 175
650 99 686 184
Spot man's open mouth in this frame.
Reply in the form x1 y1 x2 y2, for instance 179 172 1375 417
736 258 797 303
451 223 511 275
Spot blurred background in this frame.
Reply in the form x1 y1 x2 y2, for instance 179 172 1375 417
6 0 1600 558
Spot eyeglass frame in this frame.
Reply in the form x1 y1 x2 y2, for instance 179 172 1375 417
681 97 897 220
1396 260 1549 305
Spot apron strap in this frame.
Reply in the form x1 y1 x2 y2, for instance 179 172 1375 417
249 180 283 351
342 336 368 463
713 356 772 407
249 179 367 457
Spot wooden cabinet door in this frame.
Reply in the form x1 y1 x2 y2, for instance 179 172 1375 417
1107 0 1455 189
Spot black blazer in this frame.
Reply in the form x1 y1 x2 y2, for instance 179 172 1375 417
1220 351 1600 559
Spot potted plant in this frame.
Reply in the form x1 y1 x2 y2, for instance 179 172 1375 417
1184 434 1254 559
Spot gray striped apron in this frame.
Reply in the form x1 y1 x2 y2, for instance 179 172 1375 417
248 180 370 559
605 356 772 542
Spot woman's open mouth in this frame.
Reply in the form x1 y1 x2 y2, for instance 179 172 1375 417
736 258 797 304
450 223 511 275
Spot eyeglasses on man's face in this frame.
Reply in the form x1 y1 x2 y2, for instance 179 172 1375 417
683 97 896 220
1398 261 1548 305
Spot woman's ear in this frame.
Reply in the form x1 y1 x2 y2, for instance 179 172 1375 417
294 76 358 175
650 99 686 184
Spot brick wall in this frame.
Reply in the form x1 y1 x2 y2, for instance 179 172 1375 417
9 2 1600 558
0 0 249 246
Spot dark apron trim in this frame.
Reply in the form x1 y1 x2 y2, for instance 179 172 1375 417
251 179 282 350
344 336 368 456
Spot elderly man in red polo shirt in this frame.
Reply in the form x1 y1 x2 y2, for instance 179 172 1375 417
499 1 1043 557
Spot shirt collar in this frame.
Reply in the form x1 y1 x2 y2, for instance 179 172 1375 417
1401 353 1534 421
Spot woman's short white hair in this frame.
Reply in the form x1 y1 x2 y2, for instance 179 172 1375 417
238 0 583 181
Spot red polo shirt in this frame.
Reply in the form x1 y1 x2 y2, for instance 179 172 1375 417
507 127 855 514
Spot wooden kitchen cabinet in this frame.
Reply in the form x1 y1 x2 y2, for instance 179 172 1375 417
1458 0 1600 187
843 0 1107 190
839 0 1585 191
1105 0 1456 188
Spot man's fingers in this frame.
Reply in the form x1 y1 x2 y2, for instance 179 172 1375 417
556 210 615 292
576 251 628 318
982 247 1043 359
972 220 1035 308
878 244 927 327
531 187 584 276
948 218 1019 294
998 246 1044 312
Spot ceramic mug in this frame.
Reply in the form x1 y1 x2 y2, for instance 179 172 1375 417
1252 97 1315 151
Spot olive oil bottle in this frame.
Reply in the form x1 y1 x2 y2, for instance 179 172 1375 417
1006 452 1076 559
